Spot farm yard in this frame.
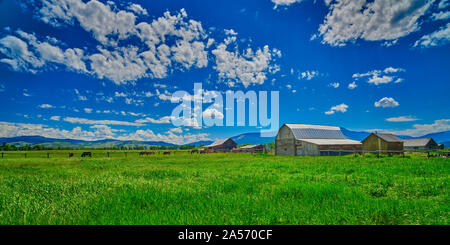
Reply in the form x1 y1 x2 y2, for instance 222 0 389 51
0 152 448 225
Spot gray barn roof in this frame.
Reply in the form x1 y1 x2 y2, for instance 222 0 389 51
373 133 403 142
403 138 434 147
239 144 262 149
207 138 235 147
284 124 347 139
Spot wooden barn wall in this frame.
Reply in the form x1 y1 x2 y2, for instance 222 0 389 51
275 126 296 156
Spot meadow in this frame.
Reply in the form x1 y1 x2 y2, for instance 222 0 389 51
0 152 448 225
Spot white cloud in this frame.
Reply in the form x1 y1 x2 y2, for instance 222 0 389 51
63 117 144 126
50 116 61 121
84 108 93 113
414 23 450 48
300 70 319 80
385 116 419 122
39 104 54 108
374 97 399 108
271 0 304 9
169 127 183 134
127 3 148 16
439 0 450 9
353 67 405 85
348 81 357 89
317 0 434 46
135 116 173 124
212 39 281 87
432 11 450 20
0 121 210 144
325 103 348 115
370 119 450 137
202 108 224 119
329 82 340 88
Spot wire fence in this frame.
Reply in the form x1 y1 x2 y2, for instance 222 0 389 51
0 150 193 159
318 149 450 158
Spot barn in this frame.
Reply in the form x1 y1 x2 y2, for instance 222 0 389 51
233 144 264 153
205 138 237 152
275 124 362 156
362 133 404 153
402 138 440 151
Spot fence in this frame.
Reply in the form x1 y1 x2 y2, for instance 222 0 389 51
318 149 450 158
0 150 191 159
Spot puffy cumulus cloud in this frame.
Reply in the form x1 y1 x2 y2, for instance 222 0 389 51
5 1 281 86
374 97 399 108
116 129 210 145
316 0 434 46
50 115 61 121
212 37 281 87
127 3 148 16
202 108 224 119
432 10 450 20
271 0 304 9
348 81 358 89
385 116 419 122
0 121 210 144
414 23 450 48
353 67 405 85
0 30 87 74
325 103 348 115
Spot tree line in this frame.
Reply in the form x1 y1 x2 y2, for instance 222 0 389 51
0 142 199 151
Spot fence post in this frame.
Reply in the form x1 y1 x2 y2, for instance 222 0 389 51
124 152 127 158
47 153 50 158
25 153 27 158
107 152 110 158
1 152 3 159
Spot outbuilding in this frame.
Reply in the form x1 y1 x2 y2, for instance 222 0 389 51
402 138 440 151
362 133 404 153
205 138 237 152
233 144 264 153
275 124 362 156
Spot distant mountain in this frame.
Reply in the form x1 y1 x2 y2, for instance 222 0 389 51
0 136 176 148
419 131 450 143
184 140 214 147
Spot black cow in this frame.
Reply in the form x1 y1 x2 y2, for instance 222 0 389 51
163 151 171 155
69 152 74 158
81 152 92 157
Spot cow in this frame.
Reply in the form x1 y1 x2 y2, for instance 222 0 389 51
199 149 206 154
163 151 171 155
81 152 92 157
190 149 199 154
69 152 74 158
140 151 155 156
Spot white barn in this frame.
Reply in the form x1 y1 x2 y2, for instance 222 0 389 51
275 124 362 156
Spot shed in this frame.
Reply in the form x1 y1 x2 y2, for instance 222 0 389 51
362 133 404 153
402 138 439 151
275 124 362 156
233 144 264 153
205 138 237 152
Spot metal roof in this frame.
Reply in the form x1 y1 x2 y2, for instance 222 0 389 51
239 144 262 149
285 124 347 140
207 138 234 147
402 138 433 147
374 133 403 143
301 139 362 145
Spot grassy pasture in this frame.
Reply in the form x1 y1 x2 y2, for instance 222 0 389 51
0 152 448 225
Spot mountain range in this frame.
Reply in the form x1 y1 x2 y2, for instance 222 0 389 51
1 128 449 148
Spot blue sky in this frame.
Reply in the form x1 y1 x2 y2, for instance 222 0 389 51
0 0 449 144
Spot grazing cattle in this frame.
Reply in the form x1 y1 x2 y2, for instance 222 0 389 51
140 151 155 156
190 149 198 154
81 152 92 157
163 151 171 155
199 149 206 154
69 152 74 158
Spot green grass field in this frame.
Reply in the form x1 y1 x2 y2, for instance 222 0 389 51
0 152 448 225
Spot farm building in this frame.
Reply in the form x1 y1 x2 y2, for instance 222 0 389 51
232 144 264 153
275 124 362 156
205 138 237 152
402 138 440 151
362 133 404 153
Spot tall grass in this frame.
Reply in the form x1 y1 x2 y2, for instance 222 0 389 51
0 153 448 225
